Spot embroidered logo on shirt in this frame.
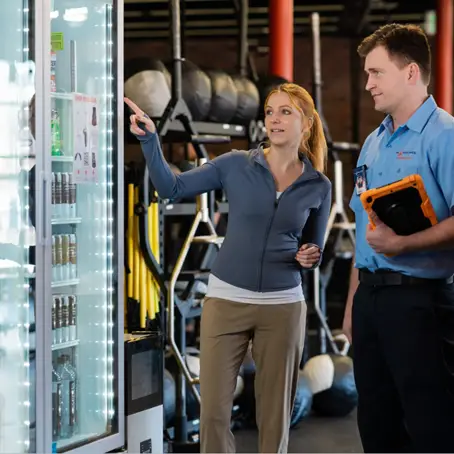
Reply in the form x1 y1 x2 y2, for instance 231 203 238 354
396 150 416 160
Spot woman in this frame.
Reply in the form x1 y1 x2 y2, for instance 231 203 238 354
126 82 331 453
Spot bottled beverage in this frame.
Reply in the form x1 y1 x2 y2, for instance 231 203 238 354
56 355 78 439
61 296 69 343
51 172 56 218
62 172 70 217
69 234 77 278
50 51 57 93
52 364 62 441
68 295 77 341
54 172 62 218
51 108 61 156
68 173 77 217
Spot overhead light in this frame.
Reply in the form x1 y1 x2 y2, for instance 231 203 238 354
63 7 88 22
50 10 59 19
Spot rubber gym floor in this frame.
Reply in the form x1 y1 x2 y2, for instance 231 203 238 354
235 409 362 453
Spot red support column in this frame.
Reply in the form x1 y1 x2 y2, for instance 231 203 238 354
269 0 294 82
435 0 452 113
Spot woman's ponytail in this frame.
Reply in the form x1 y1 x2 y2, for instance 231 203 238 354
300 110 327 173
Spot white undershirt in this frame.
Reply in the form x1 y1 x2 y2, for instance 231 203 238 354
206 191 305 304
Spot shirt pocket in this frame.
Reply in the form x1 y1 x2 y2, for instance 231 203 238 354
388 154 420 183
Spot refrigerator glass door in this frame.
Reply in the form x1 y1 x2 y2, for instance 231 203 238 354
0 1 35 453
48 1 120 451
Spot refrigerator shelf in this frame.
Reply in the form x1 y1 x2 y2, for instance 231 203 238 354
51 92 74 101
51 279 80 288
52 155 73 163
51 217 82 225
52 339 80 351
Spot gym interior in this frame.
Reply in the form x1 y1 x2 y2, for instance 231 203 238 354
121 0 450 452
0 0 451 453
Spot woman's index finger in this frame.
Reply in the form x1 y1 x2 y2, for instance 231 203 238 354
124 97 143 115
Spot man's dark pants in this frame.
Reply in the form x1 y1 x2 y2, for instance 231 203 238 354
352 270 454 453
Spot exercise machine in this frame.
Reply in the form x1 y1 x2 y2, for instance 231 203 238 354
310 12 358 355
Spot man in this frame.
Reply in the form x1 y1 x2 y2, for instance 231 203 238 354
343 23 454 453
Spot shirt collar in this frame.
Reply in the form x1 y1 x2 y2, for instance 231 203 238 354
377 95 438 136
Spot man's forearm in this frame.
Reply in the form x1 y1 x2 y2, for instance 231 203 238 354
345 256 359 312
400 216 454 254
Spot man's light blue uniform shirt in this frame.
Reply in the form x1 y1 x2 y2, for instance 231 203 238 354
350 95 454 279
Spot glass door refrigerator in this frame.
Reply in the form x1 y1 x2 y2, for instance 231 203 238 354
0 1 36 453
32 1 125 453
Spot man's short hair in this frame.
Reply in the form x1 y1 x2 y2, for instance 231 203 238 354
357 23 431 85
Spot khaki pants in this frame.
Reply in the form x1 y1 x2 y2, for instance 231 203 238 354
199 297 306 453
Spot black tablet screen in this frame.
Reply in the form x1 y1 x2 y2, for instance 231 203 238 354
368 186 432 235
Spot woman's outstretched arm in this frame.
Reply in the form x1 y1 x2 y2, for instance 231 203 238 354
125 97 223 200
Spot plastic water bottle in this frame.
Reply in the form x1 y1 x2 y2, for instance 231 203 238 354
52 364 62 441
56 355 77 439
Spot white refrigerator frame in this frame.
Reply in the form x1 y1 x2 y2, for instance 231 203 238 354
33 1 125 452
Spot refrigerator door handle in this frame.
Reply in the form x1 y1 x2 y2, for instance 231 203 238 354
40 171 50 246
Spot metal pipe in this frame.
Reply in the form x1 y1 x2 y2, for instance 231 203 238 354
180 0 186 57
350 38 361 145
168 211 203 403
435 0 452 113
239 0 249 76
196 158 209 223
311 12 333 148
269 0 294 81
169 0 182 101
311 13 322 113
312 267 340 355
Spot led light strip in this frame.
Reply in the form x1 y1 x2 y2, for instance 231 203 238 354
104 3 115 422
20 0 31 450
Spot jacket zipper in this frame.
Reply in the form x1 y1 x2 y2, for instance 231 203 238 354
257 174 320 292
258 194 281 291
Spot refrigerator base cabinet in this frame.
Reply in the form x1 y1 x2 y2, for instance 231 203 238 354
124 332 164 454
127 405 163 454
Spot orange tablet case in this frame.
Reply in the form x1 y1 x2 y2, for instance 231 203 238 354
359 174 438 236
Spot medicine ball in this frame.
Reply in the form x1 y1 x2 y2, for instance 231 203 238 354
206 70 238 123
311 354 358 417
124 57 171 118
185 351 244 422
300 354 335 394
290 373 313 428
163 369 176 426
181 60 212 121
231 75 260 126
236 348 312 429
185 382 201 422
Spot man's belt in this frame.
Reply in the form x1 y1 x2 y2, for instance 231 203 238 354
359 269 453 286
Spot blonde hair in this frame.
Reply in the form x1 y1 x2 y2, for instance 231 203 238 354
264 83 328 173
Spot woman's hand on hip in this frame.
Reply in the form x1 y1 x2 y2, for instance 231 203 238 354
124 97 156 135
295 243 321 268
